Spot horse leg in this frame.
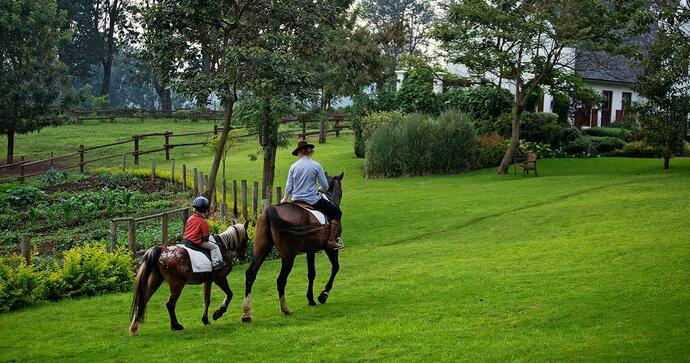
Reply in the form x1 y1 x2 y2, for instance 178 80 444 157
243 213 273 323
318 249 340 304
212 275 233 321
201 281 211 325
277 256 296 315
166 282 185 331
306 252 317 306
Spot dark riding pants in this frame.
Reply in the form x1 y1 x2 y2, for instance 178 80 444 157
312 197 341 221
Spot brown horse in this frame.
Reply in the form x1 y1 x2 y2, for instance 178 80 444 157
129 222 249 335
242 173 343 322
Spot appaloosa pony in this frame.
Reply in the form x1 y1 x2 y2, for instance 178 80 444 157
242 173 344 322
129 222 249 335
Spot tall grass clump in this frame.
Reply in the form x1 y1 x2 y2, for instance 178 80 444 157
365 111 479 177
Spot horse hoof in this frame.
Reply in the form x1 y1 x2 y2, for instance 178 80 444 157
282 308 293 316
242 316 252 323
308 300 317 306
172 324 185 331
202 317 210 325
212 309 224 321
318 292 329 304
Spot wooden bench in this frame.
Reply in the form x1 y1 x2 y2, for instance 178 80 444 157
514 153 538 176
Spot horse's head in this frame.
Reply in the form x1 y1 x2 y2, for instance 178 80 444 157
324 171 344 207
216 221 250 261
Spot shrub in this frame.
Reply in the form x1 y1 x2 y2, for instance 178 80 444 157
517 141 556 159
365 112 479 177
520 112 579 148
440 86 512 121
4 186 46 209
478 134 508 168
432 110 480 172
476 113 513 137
47 244 134 299
615 140 664 158
583 127 633 142
0 256 44 312
395 68 440 114
354 111 406 158
563 136 626 156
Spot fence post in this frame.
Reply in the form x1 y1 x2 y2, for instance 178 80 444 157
79 144 85 173
199 172 205 195
128 219 136 255
276 186 282 204
19 164 25 182
122 153 126 172
232 180 238 217
262 184 271 212
110 221 117 251
221 178 228 218
133 136 140 165
140 107 145 123
181 208 190 230
204 174 209 189
182 164 187 192
213 124 219 135
170 159 175 184
335 117 341 137
241 180 248 222
50 151 55 168
301 117 306 140
21 234 31 265
164 132 172 160
162 213 169 245
151 160 156 182
252 181 258 220
193 168 199 195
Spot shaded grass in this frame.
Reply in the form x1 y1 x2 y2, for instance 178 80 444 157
0 120 689 361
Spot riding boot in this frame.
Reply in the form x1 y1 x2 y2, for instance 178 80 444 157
325 220 343 250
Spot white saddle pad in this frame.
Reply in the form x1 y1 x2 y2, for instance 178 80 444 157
178 235 219 273
306 209 327 225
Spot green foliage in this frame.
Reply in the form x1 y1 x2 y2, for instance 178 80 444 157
4 186 46 209
40 168 70 187
361 111 407 140
563 136 626 156
46 244 133 299
519 112 579 148
0 0 70 162
478 134 508 168
583 127 633 142
395 67 439 114
517 141 555 159
441 86 512 121
365 111 479 177
615 140 664 158
0 256 43 312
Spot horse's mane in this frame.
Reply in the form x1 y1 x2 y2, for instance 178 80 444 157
267 204 327 237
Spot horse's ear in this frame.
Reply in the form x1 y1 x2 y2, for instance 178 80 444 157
338 172 344 180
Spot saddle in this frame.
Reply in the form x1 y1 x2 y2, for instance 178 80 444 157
291 201 328 225
182 234 222 262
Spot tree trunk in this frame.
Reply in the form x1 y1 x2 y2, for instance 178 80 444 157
497 105 523 174
204 95 236 207
664 154 670 169
6 123 15 164
260 99 277 199
100 58 112 98
153 79 172 112
319 95 331 144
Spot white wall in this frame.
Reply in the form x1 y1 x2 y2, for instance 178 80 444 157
544 81 640 126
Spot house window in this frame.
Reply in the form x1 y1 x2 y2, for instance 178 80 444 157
601 90 613 126
622 92 632 110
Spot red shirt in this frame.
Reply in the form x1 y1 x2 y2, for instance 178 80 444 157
183 213 209 244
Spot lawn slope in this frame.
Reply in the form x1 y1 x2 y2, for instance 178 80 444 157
0 129 688 361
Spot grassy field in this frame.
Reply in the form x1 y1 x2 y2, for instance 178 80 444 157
1 120 689 361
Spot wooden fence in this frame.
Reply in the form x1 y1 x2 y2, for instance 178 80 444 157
69 108 224 123
0 113 351 184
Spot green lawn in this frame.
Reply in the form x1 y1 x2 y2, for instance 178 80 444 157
1 121 689 361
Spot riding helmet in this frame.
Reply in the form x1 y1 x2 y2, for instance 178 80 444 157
192 196 210 213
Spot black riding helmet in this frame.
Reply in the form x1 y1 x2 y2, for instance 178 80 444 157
192 196 210 213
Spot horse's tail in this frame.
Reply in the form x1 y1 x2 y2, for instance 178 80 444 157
130 246 161 326
267 205 326 237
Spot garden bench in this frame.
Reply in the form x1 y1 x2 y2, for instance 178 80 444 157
514 153 538 176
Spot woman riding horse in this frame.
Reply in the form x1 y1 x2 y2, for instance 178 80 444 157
243 141 344 322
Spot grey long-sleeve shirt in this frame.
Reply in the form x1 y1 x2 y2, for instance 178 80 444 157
284 156 329 205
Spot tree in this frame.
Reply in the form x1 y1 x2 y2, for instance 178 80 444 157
145 0 348 205
58 0 132 100
0 0 69 164
361 0 436 63
631 0 690 169
433 0 636 174
314 14 384 143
